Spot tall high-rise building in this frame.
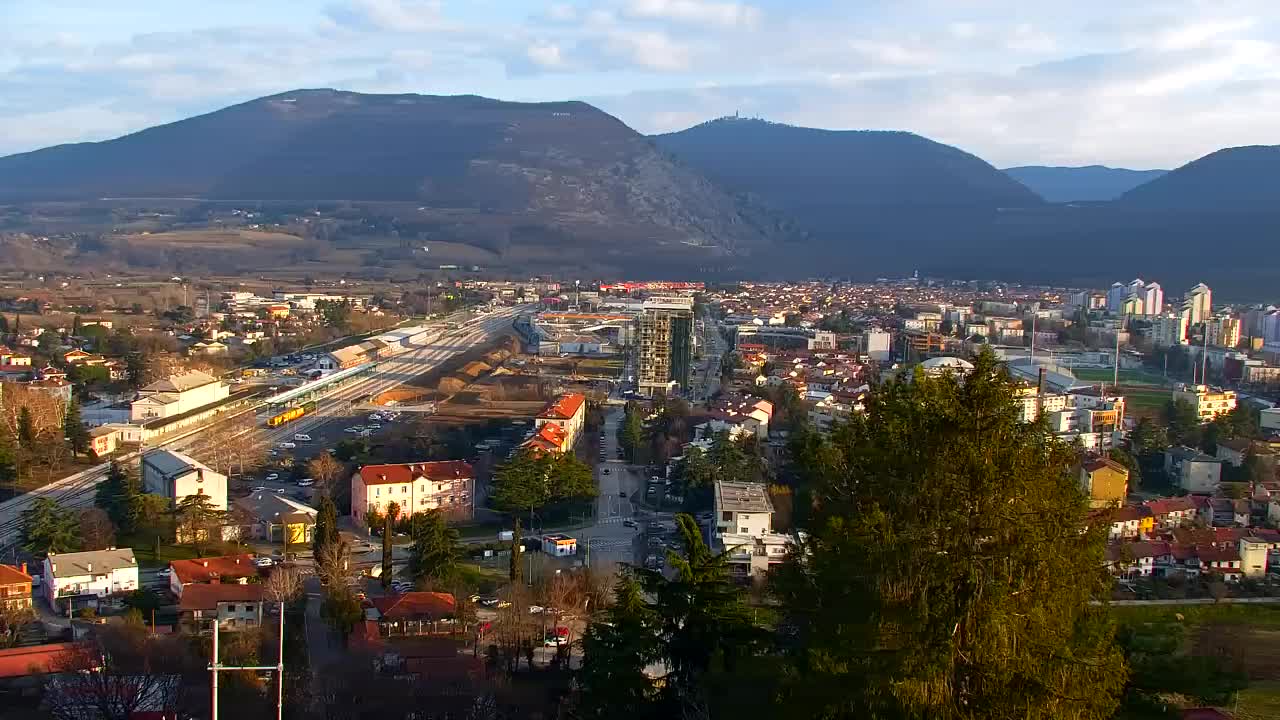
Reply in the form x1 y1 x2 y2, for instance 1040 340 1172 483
1207 316 1242 349
1141 282 1163 316
637 296 695 397
1150 313 1189 348
1185 283 1212 326
1105 282 1127 313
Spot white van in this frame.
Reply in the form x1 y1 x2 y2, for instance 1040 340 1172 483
293 434 312 442
278 442 297 449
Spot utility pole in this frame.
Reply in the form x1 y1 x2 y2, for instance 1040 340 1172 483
210 602 287 720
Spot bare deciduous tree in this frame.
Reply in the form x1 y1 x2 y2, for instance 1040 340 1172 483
263 565 304 604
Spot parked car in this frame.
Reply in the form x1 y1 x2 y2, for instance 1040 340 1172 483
297 478 314 487
278 442 296 450
293 434 312 442
602 468 610 475
250 486 267 492
155 567 172 579
254 557 274 568
623 519 637 529
265 473 280 481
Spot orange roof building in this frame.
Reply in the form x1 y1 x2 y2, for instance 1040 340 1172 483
531 392 586 454
352 461 475 526
168 554 260 598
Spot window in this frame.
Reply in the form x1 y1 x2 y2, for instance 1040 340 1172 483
402 486 408 494
245 604 255 612
722 511 733 522
740 528 749 534
226 604 237 612
375 488 380 497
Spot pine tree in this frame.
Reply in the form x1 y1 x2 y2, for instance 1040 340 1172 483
381 501 397 590
576 574 663 719
173 491 225 554
64 399 90 457
509 517 523 585
20 497 81 556
16 407 36 450
407 509 460 587
775 349 1127 719
313 494 339 558
71 315 82 337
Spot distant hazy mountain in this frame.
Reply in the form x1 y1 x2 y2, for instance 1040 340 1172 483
1117 145 1280 210
654 117 1043 212
1002 165 1167 202
0 89 795 264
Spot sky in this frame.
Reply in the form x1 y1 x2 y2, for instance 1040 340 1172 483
2 0 1279 168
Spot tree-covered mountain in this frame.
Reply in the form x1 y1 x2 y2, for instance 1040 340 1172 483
0 90 796 265
1117 145 1280 210
1002 165 1167 202
654 117 1044 213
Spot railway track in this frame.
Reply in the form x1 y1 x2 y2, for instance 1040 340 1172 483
0 309 520 553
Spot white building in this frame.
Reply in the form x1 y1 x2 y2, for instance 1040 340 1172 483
130 370 229 422
713 480 794 582
1150 313 1189 348
43 548 139 609
141 449 228 513
1141 282 1164 317
864 329 891 362
1185 283 1212 326
1172 384 1237 421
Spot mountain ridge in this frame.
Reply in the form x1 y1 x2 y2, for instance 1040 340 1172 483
1116 145 1280 210
1001 165 1168 202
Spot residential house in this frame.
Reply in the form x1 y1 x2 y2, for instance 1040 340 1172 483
0 563 33 610
351 461 474 525
368 592 457 637
1105 506 1153 540
168 554 260 599
523 422 572 454
0 643 78 685
89 425 122 457
178 583 265 631
1165 446 1224 493
713 480 793 581
232 492 317 546
1209 497 1251 527
533 393 587 452
1145 497 1198 529
1080 458 1129 508
43 548 139 610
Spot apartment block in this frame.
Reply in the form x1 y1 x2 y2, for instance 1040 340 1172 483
638 296 695 397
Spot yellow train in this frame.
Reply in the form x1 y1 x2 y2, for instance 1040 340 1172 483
266 400 317 428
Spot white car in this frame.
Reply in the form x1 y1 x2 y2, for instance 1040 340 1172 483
344 427 359 433
265 473 280 481
369 414 383 421
293 434 311 442
278 442 296 449
528 605 545 614
297 478 315 487
156 567 172 579
250 486 267 492
253 557 274 568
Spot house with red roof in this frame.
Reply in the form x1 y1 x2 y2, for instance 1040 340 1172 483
178 583 265 631
523 422 571 454
533 393 586 453
167 554 260 598
0 563 33 610
0 642 77 680
351 461 474 526
1144 497 1199 529
368 592 457 637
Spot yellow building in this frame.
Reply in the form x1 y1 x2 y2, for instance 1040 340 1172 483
1172 384 1238 421
1080 458 1129 508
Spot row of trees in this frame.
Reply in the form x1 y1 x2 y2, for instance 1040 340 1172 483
573 351 1242 718
489 447 595 517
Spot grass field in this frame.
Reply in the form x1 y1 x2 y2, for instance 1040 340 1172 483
1111 602 1280 630
1072 367 1170 386
1236 681 1280 720
1119 386 1172 414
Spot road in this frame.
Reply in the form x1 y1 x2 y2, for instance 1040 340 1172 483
0 306 525 552
572 406 645 572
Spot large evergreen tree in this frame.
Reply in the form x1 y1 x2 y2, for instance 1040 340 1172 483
775 350 1126 719
407 510 460 587
20 497 81 556
94 460 143 534
576 574 663 719
16 407 36 450
312 494 339 558
490 448 597 514
64 399 90 457
173 490 225 554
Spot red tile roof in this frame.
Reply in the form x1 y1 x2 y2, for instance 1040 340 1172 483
1145 497 1197 515
0 642 76 678
358 461 474 487
0 563 32 586
539 393 585 421
178 583 265 612
170 554 259 585
371 591 456 620
1083 457 1128 475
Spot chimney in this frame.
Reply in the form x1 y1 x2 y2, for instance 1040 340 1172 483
87 563 92 573
20 562 27 575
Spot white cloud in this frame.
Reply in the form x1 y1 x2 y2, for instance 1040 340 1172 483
625 0 761 29
526 42 567 69
325 0 449 33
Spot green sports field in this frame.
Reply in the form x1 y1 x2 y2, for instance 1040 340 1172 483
1070 367 1171 386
